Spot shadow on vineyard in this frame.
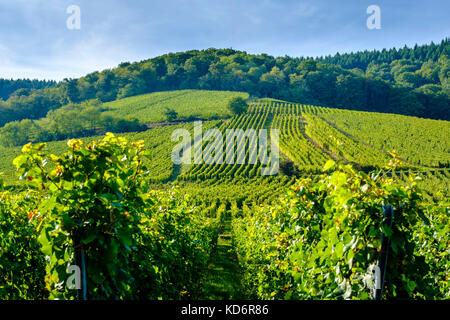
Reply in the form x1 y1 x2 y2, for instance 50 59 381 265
167 163 182 182
199 217 250 300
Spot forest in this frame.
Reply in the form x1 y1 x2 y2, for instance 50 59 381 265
0 39 448 129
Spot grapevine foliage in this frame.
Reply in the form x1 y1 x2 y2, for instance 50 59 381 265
8 133 216 299
234 161 449 299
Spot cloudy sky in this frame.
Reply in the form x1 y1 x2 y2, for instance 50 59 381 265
0 0 448 80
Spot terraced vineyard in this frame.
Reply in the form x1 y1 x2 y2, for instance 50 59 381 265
271 114 331 171
319 109 450 168
179 109 278 180
303 113 392 169
174 176 297 209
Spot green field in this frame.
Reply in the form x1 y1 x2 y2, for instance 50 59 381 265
102 89 249 123
320 108 450 167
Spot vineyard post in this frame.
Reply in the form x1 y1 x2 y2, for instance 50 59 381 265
374 205 394 300
80 249 87 300
74 239 87 300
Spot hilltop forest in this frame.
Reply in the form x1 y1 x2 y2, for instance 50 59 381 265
0 39 448 129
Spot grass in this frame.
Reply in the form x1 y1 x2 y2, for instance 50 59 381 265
198 217 249 299
102 89 249 124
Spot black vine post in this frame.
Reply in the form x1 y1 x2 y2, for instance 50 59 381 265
73 236 87 300
374 205 394 300
73 240 83 300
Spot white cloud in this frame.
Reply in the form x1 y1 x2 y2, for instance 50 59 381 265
0 34 144 80
0 44 14 65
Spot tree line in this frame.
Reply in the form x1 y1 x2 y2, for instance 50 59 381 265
0 99 144 147
0 79 56 101
0 39 448 128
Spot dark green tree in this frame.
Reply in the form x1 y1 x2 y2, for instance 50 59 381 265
226 97 248 115
164 107 178 122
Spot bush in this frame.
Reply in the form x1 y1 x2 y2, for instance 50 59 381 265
226 97 248 115
0 190 46 299
164 107 178 122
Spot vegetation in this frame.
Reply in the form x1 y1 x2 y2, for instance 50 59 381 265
226 97 249 115
0 121 221 186
319 108 450 168
233 161 449 299
0 40 448 129
0 90 247 147
271 113 331 172
0 99 145 147
0 41 449 301
0 78 56 101
101 90 249 123
1 134 217 299
0 190 47 299
164 107 178 122
303 113 391 169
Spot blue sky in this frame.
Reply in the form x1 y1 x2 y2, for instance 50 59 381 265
0 0 448 80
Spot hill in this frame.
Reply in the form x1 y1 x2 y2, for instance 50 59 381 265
1 91 448 203
0 40 448 129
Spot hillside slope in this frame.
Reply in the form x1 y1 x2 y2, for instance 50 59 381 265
1 91 448 205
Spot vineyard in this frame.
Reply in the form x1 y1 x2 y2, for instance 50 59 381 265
302 113 392 169
179 109 277 180
272 114 331 171
0 91 449 300
0 120 221 185
319 109 450 167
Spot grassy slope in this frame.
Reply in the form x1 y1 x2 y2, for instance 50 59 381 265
102 89 249 123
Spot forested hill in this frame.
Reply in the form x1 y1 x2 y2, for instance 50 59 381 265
318 39 449 70
0 79 57 100
0 39 448 127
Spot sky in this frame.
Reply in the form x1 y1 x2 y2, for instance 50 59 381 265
0 0 448 80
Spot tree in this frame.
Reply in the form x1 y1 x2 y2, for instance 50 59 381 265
259 66 286 97
226 97 248 115
62 78 80 103
164 107 178 122
279 160 296 176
